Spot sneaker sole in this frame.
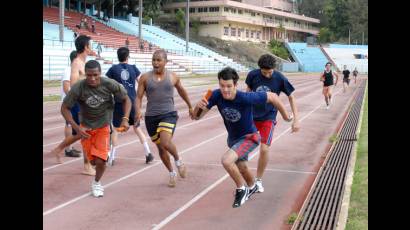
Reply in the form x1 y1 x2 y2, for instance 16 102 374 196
178 166 187 178
233 189 248 208
82 170 96 176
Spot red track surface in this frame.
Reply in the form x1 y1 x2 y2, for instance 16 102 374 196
43 74 366 230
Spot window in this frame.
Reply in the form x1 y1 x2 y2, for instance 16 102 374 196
238 10 243 14
251 30 255 38
231 28 236 36
198 8 203 13
203 7 208 12
224 27 229 35
189 8 195 13
246 29 249 38
224 7 229 12
209 7 219 12
251 12 255 16
164 10 171 14
238 28 241 37
256 31 260 39
231 8 236 13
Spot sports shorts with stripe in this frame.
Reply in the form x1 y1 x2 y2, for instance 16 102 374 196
229 132 261 161
254 120 277 146
144 111 178 144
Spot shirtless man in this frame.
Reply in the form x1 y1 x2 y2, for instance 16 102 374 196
51 35 96 176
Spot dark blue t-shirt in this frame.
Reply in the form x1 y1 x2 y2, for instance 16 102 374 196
206 90 267 147
245 69 294 121
106 63 141 102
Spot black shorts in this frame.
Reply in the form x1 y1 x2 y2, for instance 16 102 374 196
343 78 350 85
65 103 80 135
145 111 178 144
112 103 139 128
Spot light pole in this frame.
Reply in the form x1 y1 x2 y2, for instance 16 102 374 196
186 0 189 53
139 0 142 40
59 0 64 42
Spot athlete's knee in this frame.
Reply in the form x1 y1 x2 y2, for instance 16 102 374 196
94 157 105 167
221 157 232 168
260 146 270 156
157 146 167 155
159 139 170 150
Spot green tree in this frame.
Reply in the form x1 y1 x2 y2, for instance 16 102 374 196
191 19 201 36
298 0 367 43
318 27 333 43
175 8 185 33
269 39 290 60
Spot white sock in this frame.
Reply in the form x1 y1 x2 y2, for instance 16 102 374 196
175 159 182 167
170 171 177 177
64 144 72 151
143 141 151 156
110 147 117 160
237 185 245 190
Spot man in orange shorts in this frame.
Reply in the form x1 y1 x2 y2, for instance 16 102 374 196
61 60 131 197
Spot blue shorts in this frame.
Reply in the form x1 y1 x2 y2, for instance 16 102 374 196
229 132 261 161
112 103 139 128
145 111 178 144
65 103 80 135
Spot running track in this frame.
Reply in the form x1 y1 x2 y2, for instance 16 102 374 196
43 74 366 230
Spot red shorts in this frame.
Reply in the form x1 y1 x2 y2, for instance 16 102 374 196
80 125 111 161
231 132 261 161
254 120 277 146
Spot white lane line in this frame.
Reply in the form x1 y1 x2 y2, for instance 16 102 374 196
43 141 63 147
111 158 316 175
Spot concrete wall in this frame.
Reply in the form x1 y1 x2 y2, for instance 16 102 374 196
282 62 299 72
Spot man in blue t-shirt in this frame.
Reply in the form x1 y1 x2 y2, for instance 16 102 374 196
245 54 300 194
193 67 293 208
106 47 154 166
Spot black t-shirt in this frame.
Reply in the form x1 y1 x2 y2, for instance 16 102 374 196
342 70 350 79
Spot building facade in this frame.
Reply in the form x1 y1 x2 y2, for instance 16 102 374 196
161 0 319 43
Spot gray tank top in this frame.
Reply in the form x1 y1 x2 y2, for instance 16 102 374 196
145 70 176 116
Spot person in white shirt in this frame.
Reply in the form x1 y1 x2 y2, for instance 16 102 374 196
60 50 82 157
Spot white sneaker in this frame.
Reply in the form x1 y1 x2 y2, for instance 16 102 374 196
255 179 264 193
168 173 177 187
91 181 104 197
326 105 330 110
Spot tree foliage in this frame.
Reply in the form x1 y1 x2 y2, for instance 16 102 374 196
269 40 290 60
299 0 368 44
